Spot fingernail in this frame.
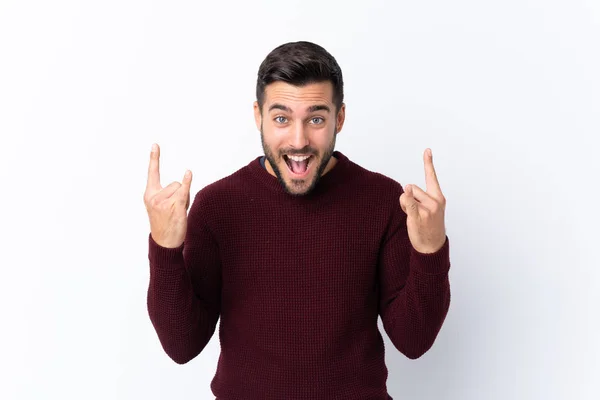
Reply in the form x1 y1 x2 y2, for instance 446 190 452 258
151 143 157 152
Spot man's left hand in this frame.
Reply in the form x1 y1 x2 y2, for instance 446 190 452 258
399 148 447 254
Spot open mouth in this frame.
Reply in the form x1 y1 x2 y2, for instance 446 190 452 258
283 154 313 177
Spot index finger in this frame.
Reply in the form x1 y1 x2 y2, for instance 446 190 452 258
423 148 442 196
146 143 161 190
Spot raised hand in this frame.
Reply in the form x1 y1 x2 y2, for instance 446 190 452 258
399 148 447 254
143 143 192 248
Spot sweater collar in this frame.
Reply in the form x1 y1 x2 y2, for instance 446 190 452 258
247 151 351 198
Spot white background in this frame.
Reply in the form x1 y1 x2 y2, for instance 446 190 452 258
1 0 598 399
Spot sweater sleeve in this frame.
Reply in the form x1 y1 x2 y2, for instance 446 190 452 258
377 183 451 359
146 190 222 364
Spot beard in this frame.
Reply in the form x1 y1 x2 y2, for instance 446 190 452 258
260 125 337 196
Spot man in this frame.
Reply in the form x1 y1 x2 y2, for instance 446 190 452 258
144 41 451 400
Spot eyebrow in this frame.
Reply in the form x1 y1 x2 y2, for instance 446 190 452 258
268 103 331 113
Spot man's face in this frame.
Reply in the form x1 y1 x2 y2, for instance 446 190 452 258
254 81 345 196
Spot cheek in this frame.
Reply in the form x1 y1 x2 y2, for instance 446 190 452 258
263 125 289 145
314 128 336 146
261 129 284 153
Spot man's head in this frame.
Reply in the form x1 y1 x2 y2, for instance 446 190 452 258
254 41 346 196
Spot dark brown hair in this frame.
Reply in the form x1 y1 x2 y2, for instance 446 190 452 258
256 41 344 113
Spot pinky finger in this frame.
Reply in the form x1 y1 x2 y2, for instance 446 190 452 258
181 170 192 190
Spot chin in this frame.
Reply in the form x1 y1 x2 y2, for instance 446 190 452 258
283 172 320 197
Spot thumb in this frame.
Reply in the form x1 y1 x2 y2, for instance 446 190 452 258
399 184 419 219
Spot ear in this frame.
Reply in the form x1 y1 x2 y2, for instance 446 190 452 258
253 101 262 131
336 103 346 133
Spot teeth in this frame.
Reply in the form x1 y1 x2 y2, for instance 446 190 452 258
287 155 310 162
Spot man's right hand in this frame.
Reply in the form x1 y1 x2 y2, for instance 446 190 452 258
143 143 192 248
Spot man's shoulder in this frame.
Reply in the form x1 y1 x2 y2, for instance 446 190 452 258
348 158 404 196
185 162 255 229
193 161 253 203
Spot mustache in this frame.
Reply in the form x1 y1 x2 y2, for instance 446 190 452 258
280 149 316 156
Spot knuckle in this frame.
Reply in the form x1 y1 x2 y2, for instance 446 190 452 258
150 196 161 208
162 200 173 211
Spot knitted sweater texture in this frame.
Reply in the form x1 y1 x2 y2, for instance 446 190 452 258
147 151 451 399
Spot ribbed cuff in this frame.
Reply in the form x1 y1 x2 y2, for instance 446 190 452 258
410 235 450 275
148 232 185 269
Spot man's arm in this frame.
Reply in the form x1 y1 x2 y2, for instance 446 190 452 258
147 190 222 364
378 183 451 359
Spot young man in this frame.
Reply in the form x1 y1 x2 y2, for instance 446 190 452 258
144 41 451 400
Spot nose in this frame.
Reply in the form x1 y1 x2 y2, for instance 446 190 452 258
288 121 310 151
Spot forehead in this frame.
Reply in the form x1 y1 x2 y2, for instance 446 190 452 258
264 81 334 111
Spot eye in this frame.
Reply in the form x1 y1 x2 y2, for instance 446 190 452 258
310 117 325 124
274 116 288 124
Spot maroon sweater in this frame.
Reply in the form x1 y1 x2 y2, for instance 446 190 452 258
147 151 451 399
